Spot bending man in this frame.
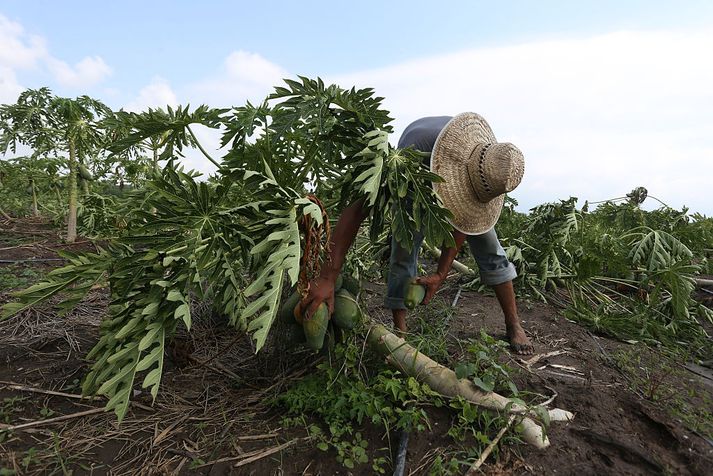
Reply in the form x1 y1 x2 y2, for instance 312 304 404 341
300 113 534 355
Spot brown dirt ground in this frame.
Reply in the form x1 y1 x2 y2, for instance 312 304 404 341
1 218 712 475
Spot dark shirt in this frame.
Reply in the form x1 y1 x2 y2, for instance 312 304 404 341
397 116 453 164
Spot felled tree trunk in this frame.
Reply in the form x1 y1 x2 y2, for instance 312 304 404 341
423 242 474 276
366 323 573 449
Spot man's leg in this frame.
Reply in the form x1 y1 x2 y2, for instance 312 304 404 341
467 229 533 355
384 231 424 333
492 280 533 355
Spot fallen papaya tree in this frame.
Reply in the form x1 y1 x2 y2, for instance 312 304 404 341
281 276 573 449
365 321 573 449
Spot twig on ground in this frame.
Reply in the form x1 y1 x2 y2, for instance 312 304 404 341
539 386 559 407
236 432 279 441
0 258 66 263
233 438 307 468
0 380 154 412
0 381 98 401
153 415 189 446
0 240 47 251
0 407 105 432
519 350 566 368
187 354 243 382
465 414 517 475
451 287 463 307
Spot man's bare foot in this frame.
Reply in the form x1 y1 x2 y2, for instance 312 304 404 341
392 309 407 334
507 324 534 355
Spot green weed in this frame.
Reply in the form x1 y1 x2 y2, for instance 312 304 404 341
276 340 441 470
613 346 713 439
0 264 44 292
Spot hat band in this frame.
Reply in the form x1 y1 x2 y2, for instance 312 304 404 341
468 142 493 202
478 143 494 194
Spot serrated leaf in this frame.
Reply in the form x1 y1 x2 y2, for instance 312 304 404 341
174 303 191 329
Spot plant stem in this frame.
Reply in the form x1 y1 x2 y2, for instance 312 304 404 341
0 205 12 221
66 139 78 242
30 179 39 217
187 125 220 168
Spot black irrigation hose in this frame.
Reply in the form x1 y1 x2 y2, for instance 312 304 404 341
392 429 410 476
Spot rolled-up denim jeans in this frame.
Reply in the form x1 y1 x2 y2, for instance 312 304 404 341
384 227 517 310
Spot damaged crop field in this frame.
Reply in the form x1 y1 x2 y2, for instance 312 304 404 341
1 79 712 475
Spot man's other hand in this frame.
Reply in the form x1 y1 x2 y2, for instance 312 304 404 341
415 273 446 305
298 275 336 321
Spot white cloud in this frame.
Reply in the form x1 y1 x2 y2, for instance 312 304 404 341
0 15 46 70
0 13 112 100
0 66 23 103
123 77 179 112
188 50 287 106
46 55 112 88
330 29 713 214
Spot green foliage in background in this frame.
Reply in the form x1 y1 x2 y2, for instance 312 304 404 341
489 193 713 358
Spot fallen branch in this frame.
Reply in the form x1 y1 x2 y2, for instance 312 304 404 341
0 407 105 432
465 414 517 474
0 381 99 401
695 278 713 287
0 380 154 412
233 438 306 468
366 323 573 449
236 432 280 441
520 351 567 369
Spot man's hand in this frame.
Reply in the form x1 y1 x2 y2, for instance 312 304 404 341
415 272 447 305
296 198 369 321
298 275 336 321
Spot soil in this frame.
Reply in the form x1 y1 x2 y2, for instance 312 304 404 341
1 218 712 475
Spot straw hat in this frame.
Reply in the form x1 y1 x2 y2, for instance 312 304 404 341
431 113 524 235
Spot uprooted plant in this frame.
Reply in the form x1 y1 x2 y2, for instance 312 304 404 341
0 77 458 422
455 194 713 358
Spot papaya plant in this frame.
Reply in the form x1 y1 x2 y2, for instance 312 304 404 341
0 89 112 241
1 76 455 420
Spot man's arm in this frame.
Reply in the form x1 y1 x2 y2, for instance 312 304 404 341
299 198 370 319
417 229 467 304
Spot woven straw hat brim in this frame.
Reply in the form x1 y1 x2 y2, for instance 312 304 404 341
431 113 503 235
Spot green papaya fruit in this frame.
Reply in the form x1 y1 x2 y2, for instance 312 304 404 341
334 274 344 291
404 281 426 309
278 291 301 323
332 289 362 330
78 164 94 181
302 302 329 351
340 274 361 297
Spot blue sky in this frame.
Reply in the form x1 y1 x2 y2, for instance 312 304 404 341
1 1 712 213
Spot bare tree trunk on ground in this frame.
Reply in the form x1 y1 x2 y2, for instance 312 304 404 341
366 323 573 449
